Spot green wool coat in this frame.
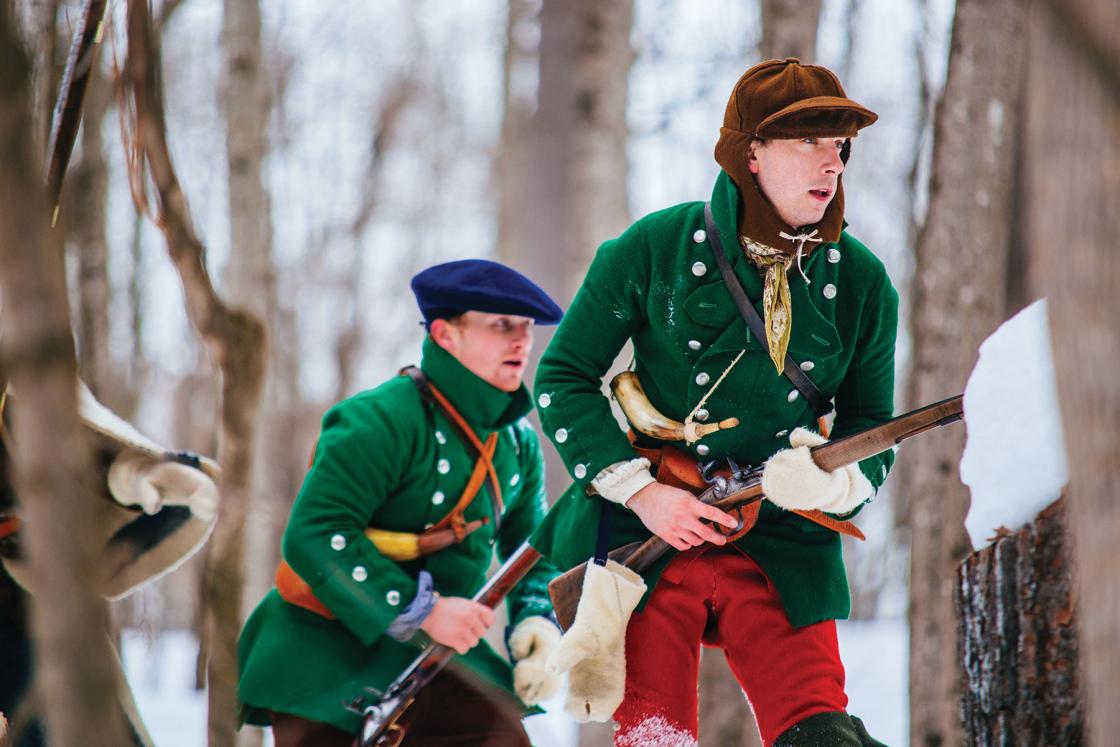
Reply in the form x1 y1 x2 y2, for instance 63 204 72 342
531 170 898 628
238 338 557 733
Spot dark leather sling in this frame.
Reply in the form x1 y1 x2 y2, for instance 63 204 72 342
703 202 834 418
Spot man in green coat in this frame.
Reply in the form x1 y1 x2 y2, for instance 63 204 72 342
238 259 565 746
532 59 895 745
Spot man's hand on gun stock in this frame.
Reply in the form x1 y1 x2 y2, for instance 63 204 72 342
419 596 495 654
625 482 738 551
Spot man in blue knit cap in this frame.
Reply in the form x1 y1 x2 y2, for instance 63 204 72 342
238 259 566 746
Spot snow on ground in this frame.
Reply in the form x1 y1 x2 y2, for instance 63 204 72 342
837 618 907 746
123 620 905 746
959 299 1068 549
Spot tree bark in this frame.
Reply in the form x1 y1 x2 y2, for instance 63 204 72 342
64 66 112 398
123 2 267 745
956 497 1083 745
699 647 762 747
505 5 632 746
221 0 279 650
0 5 131 745
759 0 822 63
511 0 631 302
1023 0 1120 742
899 0 1027 744
495 0 535 266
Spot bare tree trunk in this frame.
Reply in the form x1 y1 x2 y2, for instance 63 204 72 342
956 497 1083 744
507 4 632 746
900 0 1027 744
495 0 535 265
30 0 60 148
221 0 277 666
123 3 267 745
699 648 761 747
514 0 631 302
1024 1 1120 743
0 5 131 745
759 0 822 62
569 0 632 285
65 67 112 398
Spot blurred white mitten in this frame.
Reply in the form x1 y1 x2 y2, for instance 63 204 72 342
108 451 219 521
548 559 646 722
509 615 562 705
762 427 873 514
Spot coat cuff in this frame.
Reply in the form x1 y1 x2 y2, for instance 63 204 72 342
591 459 655 506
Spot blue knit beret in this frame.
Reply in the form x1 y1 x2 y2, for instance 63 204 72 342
410 259 564 326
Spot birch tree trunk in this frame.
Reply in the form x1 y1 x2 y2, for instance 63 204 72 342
759 0 822 62
900 0 1027 744
220 4 275 745
221 0 278 647
0 5 131 744
124 2 267 745
956 497 1083 744
1023 1 1120 742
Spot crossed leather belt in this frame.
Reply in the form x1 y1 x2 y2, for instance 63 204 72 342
275 369 504 620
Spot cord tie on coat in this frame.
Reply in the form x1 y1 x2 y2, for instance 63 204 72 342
778 229 822 284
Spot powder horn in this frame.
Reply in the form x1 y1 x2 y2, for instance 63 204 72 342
610 371 738 445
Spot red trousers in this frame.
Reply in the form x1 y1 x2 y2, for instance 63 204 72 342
614 546 847 746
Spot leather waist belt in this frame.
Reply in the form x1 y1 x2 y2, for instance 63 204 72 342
632 440 865 542
274 520 489 619
275 366 501 619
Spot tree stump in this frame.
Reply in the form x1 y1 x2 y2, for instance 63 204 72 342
956 496 1083 745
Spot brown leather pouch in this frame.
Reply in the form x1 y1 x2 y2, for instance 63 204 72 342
275 561 336 619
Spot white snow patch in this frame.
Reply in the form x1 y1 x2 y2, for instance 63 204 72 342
960 299 1068 549
618 714 697 747
987 99 1005 144
122 629 574 747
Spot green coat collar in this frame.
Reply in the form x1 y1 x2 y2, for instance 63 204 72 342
419 336 532 429
692 171 842 360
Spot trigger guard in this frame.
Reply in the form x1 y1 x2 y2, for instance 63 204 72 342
715 507 745 537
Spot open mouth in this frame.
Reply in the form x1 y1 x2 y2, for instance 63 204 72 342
809 188 832 201
502 359 526 369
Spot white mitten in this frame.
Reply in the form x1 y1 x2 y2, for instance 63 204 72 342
108 451 219 521
761 427 874 514
547 559 647 722
509 615 563 705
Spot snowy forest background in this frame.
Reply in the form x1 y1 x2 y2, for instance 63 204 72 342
1 0 1117 745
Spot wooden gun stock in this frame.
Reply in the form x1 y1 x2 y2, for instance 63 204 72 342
356 542 541 746
548 394 964 630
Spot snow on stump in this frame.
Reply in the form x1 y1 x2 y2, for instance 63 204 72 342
955 496 1083 744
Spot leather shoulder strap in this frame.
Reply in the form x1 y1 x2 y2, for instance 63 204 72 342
703 203 834 418
401 366 504 531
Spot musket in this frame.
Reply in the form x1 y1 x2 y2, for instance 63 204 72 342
351 541 541 747
548 393 964 630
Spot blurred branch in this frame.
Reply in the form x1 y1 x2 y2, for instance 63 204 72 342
44 0 107 217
